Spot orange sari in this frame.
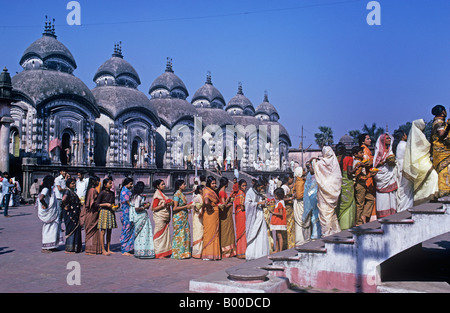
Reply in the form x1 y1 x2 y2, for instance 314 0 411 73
233 189 247 259
201 187 221 260
152 189 172 258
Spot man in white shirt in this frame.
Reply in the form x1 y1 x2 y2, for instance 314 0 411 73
76 171 89 205
54 169 66 230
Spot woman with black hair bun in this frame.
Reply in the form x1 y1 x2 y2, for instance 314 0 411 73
201 176 221 260
171 179 192 259
151 179 172 258
130 181 155 259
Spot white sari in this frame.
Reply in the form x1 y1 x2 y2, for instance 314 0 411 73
312 146 342 237
403 119 439 205
396 140 414 212
38 187 62 249
245 187 269 260
373 134 398 218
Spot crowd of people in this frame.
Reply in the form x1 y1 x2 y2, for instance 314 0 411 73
8 105 450 261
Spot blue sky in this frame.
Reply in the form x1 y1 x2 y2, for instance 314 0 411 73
1 0 450 150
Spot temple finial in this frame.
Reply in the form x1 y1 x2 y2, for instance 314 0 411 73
165 57 173 72
206 71 212 85
264 90 269 102
237 82 243 95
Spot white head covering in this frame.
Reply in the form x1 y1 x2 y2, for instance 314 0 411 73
374 133 394 168
294 166 303 178
312 146 342 198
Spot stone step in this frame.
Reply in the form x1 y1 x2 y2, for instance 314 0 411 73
322 230 355 245
379 210 414 224
349 221 384 235
295 239 327 253
408 202 445 214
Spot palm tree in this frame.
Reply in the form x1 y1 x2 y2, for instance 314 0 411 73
362 123 385 143
314 126 334 149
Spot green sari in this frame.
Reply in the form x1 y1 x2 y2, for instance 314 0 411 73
336 155 356 230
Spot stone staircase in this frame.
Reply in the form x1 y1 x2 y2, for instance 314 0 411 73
189 199 450 293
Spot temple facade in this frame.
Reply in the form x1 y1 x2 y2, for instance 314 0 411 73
3 19 292 195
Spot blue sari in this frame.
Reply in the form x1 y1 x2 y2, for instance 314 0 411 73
303 173 321 239
119 186 134 253
130 195 155 259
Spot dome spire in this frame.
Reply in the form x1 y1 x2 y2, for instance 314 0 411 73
206 71 212 85
237 82 243 95
263 90 269 102
165 57 173 73
43 16 57 38
112 41 123 58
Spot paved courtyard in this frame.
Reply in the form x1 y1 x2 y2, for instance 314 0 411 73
0 203 245 293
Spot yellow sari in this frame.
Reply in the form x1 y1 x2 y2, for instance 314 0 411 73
431 117 450 198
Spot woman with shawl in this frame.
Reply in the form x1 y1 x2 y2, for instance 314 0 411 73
151 179 172 258
403 119 439 205
171 180 192 259
38 175 62 253
83 176 102 255
335 143 356 230
202 176 222 260
218 177 237 258
393 130 414 212
129 181 155 259
61 178 82 253
373 133 398 218
311 146 342 237
245 178 270 260
119 177 134 256
191 185 205 259
303 162 321 239
431 105 450 198
293 166 309 245
233 179 247 259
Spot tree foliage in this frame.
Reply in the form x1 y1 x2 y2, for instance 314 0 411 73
314 126 334 149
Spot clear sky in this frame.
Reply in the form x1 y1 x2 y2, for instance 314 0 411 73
1 0 450 150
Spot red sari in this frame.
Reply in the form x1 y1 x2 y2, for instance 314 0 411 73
233 189 247 259
201 187 221 260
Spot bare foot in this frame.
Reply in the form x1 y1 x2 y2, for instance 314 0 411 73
122 252 133 256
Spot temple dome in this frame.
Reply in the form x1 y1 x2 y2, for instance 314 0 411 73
12 69 98 116
19 19 77 73
149 58 189 100
149 97 197 128
191 72 226 109
225 82 255 116
93 43 141 88
255 92 280 121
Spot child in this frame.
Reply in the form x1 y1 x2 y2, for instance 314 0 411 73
351 146 375 226
270 187 287 253
96 177 117 256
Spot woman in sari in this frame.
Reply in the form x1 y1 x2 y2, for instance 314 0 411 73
218 177 237 258
245 177 270 260
234 179 247 259
281 173 295 249
431 105 450 198
373 133 398 218
393 130 414 212
171 180 192 259
403 119 439 205
83 176 102 255
303 161 321 239
129 181 155 259
151 179 172 258
202 176 221 261
119 177 134 256
38 175 62 253
311 146 342 237
191 185 205 259
61 178 82 253
293 166 309 245
335 143 356 230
